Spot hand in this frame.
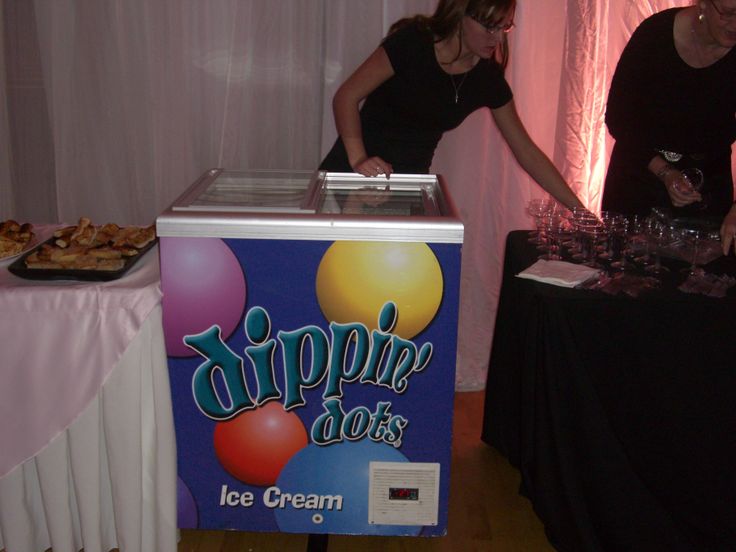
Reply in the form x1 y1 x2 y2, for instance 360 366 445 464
352 156 392 179
663 169 702 207
720 204 736 256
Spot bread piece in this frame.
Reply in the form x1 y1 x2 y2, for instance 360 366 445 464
71 254 98 269
89 247 123 259
128 225 157 248
0 236 23 257
111 226 138 246
0 220 34 257
1 220 20 233
96 258 125 271
53 226 76 239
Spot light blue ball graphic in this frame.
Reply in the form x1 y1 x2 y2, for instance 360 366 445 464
274 439 423 536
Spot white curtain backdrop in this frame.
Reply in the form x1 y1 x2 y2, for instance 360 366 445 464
1 0 693 390
0 4 14 221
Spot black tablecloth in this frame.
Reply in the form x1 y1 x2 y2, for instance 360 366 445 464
481 231 736 552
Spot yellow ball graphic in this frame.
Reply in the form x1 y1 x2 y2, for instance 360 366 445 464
316 241 444 339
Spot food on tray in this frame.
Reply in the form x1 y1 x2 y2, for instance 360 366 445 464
0 220 35 258
24 217 156 271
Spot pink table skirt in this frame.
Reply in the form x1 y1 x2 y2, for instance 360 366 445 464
0 225 163 478
0 306 177 552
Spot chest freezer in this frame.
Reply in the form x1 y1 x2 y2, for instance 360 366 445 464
157 168 463 537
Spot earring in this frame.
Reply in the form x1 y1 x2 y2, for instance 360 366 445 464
698 12 705 22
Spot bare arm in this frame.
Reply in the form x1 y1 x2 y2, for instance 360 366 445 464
332 46 395 177
491 100 585 210
720 203 736 256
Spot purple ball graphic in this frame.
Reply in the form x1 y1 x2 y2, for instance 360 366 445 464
160 237 246 357
177 476 198 529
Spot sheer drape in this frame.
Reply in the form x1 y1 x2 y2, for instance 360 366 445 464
0 5 14 220
1 0 695 389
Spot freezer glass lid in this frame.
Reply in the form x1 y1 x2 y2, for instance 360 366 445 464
314 173 444 217
173 169 316 213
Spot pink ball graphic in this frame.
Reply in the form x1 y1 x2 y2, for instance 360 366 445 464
160 237 246 357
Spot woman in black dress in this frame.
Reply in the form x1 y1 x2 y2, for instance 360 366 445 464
603 1 736 255
320 0 585 211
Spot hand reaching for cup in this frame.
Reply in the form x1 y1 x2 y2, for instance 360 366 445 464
663 168 703 207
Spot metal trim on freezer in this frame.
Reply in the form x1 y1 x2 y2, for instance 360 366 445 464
156 170 464 243
156 212 464 243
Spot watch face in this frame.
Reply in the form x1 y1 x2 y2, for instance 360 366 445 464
389 487 419 501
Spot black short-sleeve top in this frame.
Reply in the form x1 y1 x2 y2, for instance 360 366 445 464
320 21 513 173
606 8 736 163
603 8 736 216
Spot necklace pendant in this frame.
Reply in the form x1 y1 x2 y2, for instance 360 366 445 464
449 71 468 105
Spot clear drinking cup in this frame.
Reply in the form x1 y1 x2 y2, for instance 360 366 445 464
527 198 557 244
571 213 601 262
644 224 670 275
578 221 605 268
677 168 707 210
540 215 567 261
609 217 633 271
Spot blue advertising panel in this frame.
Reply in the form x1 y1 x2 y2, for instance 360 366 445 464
161 236 461 536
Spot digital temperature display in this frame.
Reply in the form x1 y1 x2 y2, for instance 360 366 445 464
389 487 419 501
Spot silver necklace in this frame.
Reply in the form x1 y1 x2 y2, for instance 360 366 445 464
691 22 708 66
449 72 469 104
690 16 728 67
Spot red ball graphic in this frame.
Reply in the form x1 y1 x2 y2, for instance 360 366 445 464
213 402 308 486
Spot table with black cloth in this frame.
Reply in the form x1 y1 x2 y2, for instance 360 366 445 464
481 230 736 552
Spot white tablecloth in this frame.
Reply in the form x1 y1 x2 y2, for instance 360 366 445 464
0 229 176 552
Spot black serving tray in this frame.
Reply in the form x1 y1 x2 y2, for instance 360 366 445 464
7 236 158 281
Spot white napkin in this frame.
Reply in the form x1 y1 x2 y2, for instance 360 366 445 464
516 259 601 288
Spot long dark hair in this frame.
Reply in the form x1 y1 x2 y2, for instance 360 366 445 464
389 0 516 69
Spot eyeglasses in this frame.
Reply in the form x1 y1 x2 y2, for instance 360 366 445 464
466 13 515 34
709 0 736 21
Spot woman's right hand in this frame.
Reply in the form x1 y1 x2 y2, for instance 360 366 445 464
352 156 393 178
662 169 702 207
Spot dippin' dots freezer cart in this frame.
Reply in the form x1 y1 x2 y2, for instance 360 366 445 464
156 169 464 537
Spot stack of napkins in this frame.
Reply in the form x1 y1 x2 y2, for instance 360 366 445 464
516 259 601 288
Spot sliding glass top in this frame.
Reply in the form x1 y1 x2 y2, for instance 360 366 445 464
172 169 446 217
